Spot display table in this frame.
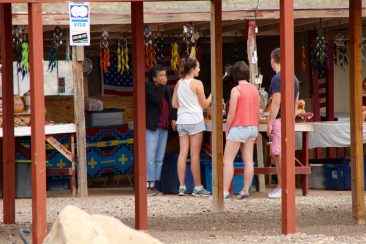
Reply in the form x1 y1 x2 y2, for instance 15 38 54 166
203 121 314 196
1 123 77 195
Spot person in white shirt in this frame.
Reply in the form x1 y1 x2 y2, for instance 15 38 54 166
172 57 212 196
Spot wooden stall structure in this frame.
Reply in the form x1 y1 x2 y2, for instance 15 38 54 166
0 0 365 243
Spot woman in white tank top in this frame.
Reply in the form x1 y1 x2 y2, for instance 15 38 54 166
172 58 212 196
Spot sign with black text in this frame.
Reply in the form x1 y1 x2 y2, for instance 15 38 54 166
69 2 90 46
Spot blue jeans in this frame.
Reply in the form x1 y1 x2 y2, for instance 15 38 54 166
146 128 168 181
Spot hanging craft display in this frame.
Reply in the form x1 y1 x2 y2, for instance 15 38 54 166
117 38 129 74
144 24 156 68
311 29 326 66
333 32 348 70
183 24 200 60
171 42 180 73
48 26 63 72
12 26 29 79
100 28 110 73
154 32 164 64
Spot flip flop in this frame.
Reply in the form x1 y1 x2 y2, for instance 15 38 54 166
236 192 250 200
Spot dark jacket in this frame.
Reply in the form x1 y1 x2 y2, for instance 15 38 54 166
146 81 177 131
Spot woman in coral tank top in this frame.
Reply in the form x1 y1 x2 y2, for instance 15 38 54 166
223 61 259 200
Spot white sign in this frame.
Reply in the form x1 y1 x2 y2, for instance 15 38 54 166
69 2 90 46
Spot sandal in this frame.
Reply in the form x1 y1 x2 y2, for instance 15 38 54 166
236 191 250 200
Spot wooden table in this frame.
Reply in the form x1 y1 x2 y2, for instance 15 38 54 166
0 123 77 195
203 121 314 196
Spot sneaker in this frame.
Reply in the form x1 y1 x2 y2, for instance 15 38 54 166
147 187 156 196
267 187 280 197
178 186 187 196
268 188 281 199
224 193 231 200
192 186 211 197
153 187 163 196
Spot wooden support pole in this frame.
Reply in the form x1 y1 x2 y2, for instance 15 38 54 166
280 0 296 234
210 0 223 212
349 0 365 224
131 1 148 230
28 3 47 243
247 21 258 84
0 3 15 224
72 46 88 197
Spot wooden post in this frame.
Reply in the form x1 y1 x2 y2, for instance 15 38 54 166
28 3 47 243
0 3 15 224
72 46 88 197
210 0 223 212
280 0 296 234
247 21 258 84
131 1 148 230
349 0 365 224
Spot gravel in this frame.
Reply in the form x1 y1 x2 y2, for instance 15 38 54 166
1 188 366 243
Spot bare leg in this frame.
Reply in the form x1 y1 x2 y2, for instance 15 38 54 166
223 140 241 193
189 132 203 186
178 135 190 186
240 140 255 194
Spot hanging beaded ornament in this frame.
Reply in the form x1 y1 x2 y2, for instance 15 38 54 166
100 27 110 73
48 26 63 72
144 24 156 68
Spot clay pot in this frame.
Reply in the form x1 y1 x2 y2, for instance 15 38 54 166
14 95 25 113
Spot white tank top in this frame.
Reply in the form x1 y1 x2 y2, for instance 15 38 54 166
176 78 204 124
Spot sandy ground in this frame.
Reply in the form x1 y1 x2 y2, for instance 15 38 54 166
1 187 366 243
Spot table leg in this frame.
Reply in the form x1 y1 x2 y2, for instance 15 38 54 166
256 133 265 192
301 132 309 196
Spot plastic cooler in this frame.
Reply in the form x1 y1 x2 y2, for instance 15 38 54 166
202 159 254 195
159 153 194 194
324 158 366 190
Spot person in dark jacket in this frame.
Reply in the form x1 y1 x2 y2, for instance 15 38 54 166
146 64 176 195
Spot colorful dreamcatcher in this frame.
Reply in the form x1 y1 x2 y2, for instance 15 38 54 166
154 32 164 64
100 28 110 73
117 38 129 74
12 26 29 79
144 24 156 68
312 29 326 65
48 26 63 72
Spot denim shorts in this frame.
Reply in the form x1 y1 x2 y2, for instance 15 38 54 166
227 126 258 142
177 121 205 136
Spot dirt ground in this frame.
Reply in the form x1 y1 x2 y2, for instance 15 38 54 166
1 187 366 243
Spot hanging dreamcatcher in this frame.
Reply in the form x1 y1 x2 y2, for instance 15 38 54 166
233 34 240 62
171 41 180 73
100 27 110 73
312 29 326 65
182 24 199 59
144 24 156 68
48 26 63 72
117 38 129 74
333 32 348 70
154 32 164 64
12 26 29 79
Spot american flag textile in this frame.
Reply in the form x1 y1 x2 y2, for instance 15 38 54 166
103 49 180 96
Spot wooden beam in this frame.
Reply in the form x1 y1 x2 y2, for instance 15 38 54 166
28 3 47 243
349 0 365 225
0 3 15 224
131 1 147 230
210 0 223 212
72 46 88 198
280 0 296 234
247 20 258 84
